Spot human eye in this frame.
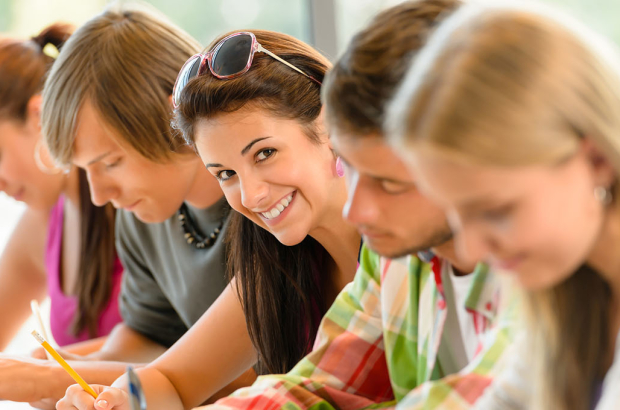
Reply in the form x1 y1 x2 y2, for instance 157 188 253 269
104 157 123 170
379 180 414 195
480 204 514 222
255 148 276 162
215 169 237 182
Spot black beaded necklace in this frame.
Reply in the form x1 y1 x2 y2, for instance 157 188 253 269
177 203 224 249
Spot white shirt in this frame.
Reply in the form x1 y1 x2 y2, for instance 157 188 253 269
438 263 478 373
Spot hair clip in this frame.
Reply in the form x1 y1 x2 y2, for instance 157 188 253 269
42 43 59 59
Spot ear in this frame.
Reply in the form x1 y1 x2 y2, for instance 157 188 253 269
168 94 174 108
581 137 617 188
26 94 43 131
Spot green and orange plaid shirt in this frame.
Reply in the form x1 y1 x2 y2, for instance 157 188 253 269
204 245 516 410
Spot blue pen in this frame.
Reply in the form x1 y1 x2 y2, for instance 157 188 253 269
127 366 147 410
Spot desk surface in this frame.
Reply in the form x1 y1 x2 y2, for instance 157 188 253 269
0 402 33 409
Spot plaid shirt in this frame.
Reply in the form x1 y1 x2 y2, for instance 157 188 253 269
203 245 515 410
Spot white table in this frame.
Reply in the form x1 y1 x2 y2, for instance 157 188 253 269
0 402 33 409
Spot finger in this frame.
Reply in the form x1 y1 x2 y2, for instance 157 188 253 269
57 384 101 410
30 347 48 360
93 387 130 410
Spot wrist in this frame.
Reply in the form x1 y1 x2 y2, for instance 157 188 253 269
42 359 77 400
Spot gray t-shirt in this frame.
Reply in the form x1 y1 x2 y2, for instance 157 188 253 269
116 196 230 347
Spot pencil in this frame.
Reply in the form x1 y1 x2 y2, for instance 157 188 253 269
30 300 52 360
31 330 98 399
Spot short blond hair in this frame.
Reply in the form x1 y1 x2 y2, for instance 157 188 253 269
42 3 201 165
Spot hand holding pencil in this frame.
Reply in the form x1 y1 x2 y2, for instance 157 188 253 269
53 362 145 410
31 330 98 399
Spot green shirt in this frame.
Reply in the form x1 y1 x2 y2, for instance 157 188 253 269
117 196 230 347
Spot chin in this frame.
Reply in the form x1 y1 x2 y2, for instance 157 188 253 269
365 239 403 259
365 236 437 260
134 210 169 224
273 230 308 247
510 266 569 292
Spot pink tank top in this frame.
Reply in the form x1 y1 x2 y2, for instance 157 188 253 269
45 195 124 346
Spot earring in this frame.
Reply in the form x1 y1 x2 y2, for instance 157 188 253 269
335 157 345 178
34 139 62 175
594 186 613 205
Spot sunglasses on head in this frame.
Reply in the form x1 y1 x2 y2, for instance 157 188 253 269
172 31 321 108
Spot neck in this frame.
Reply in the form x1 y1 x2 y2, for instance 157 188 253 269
183 157 224 209
309 179 361 290
432 239 477 276
587 206 620 305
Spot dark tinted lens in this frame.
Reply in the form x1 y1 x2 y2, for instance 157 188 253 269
211 34 253 77
174 56 201 105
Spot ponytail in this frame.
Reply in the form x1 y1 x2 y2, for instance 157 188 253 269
0 23 72 120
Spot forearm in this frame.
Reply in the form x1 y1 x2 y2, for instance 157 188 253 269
84 323 166 362
152 281 257 408
62 335 108 357
0 208 49 350
113 368 185 410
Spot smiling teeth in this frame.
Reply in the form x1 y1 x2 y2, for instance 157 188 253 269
261 194 293 220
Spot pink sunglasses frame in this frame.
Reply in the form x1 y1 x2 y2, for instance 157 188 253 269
173 31 321 108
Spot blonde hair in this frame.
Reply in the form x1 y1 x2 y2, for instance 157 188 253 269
387 3 620 409
42 2 201 166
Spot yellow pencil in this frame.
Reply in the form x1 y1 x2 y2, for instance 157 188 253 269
31 330 98 399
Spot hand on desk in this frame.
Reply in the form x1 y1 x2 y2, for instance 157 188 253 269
57 384 130 410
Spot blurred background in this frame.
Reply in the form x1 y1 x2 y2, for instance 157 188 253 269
1 0 619 353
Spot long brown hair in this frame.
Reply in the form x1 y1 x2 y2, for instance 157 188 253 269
0 24 117 337
175 30 331 374
388 5 620 409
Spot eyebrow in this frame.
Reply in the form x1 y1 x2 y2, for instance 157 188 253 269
205 136 273 169
338 152 412 184
241 137 271 155
87 151 113 166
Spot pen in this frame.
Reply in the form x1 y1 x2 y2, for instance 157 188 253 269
127 366 147 410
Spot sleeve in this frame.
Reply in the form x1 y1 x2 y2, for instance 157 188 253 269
396 296 526 410
116 210 188 348
202 245 396 410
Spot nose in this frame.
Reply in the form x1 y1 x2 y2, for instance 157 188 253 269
239 174 269 210
342 172 380 225
87 171 120 207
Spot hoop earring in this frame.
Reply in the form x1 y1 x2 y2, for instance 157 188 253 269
335 157 345 178
594 186 613 206
34 139 62 175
